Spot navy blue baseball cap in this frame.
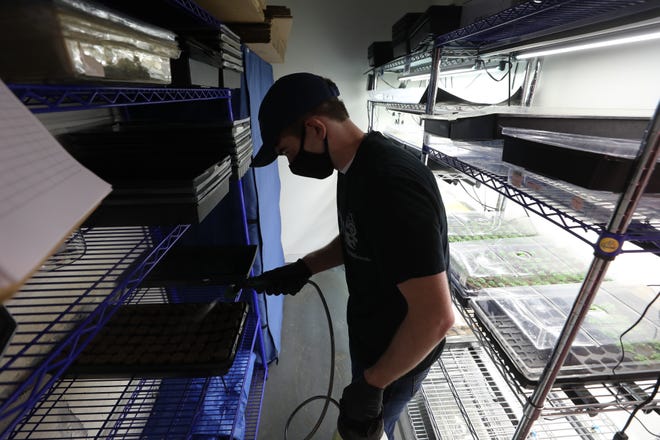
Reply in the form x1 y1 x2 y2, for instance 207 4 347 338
252 72 340 167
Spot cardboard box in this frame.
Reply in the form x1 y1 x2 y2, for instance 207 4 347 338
195 0 266 23
247 16 292 63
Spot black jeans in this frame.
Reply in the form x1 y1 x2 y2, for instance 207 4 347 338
351 360 431 440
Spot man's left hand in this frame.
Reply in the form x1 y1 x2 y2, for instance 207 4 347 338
337 376 384 439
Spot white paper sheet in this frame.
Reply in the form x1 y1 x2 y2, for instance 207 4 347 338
0 80 112 300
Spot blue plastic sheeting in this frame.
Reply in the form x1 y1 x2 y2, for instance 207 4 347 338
243 48 285 364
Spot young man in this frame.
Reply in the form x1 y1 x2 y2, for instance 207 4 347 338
246 72 454 440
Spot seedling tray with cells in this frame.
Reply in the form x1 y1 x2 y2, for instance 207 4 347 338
472 283 660 386
449 237 589 297
447 212 537 243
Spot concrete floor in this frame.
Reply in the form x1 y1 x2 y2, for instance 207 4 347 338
257 267 415 440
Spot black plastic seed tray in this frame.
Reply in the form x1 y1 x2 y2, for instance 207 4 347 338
66 302 249 378
472 284 660 387
59 119 250 147
143 245 257 288
501 127 659 192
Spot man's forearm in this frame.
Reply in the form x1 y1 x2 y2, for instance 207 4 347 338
302 235 344 275
364 272 455 389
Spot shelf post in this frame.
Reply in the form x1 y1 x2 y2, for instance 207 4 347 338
513 102 660 439
421 46 442 165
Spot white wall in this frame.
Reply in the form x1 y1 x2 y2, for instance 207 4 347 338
531 38 660 116
271 0 447 260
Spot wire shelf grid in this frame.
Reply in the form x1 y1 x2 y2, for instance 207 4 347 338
419 342 621 439
425 145 660 251
8 85 232 113
0 225 189 438
8 310 258 440
433 0 657 50
243 365 266 440
166 0 222 29
451 293 660 417
373 50 434 74
379 129 660 251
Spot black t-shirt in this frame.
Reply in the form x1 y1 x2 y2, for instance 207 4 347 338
337 131 449 376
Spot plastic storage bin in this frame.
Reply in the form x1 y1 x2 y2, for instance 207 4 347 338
472 283 660 386
0 0 180 84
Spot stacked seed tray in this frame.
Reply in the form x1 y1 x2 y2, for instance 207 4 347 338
58 121 250 226
223 118 253 180
180 24 244 89
471 283 660 386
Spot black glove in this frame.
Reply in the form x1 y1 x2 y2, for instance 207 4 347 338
242 259 311 295
337 376 384 440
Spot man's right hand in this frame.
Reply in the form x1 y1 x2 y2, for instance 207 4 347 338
242 259 312 295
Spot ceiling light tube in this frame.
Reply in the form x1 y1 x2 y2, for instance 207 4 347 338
516 30 660 59
398 72 431 82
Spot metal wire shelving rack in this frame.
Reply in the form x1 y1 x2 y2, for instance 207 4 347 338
0 225 189 436
372 1 660 438
1 1 268 438
8 300 260 440
8 85 233 114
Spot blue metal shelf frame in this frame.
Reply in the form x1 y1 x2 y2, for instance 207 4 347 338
8 312 259 439
166 0 223 28
0 225 190 439
434 0 658 49
8 85 232 114
244 365 267 440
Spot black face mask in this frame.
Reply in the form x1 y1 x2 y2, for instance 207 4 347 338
289 127 334 179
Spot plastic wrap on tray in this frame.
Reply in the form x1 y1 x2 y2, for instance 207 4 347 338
449 236 590 294
0 0 180 83
472 283 660 385
447 212 537 242
473 286 594 350
501 127 645 159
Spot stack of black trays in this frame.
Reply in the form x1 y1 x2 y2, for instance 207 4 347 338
408 6 461 52
226 118 254 181
171 24 243 89
58 121 253 226
391 13 423 58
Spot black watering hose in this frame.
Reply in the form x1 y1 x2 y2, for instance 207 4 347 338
283 280 340 440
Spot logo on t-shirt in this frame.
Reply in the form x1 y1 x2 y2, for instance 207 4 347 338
342 213 371 262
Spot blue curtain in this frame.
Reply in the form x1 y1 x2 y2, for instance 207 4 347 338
241 48 285 364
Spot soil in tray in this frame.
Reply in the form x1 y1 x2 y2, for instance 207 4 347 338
65 302 249 378
464 273 585 290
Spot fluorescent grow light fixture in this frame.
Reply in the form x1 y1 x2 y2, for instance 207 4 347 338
399 72 431 82
517 30 660 59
